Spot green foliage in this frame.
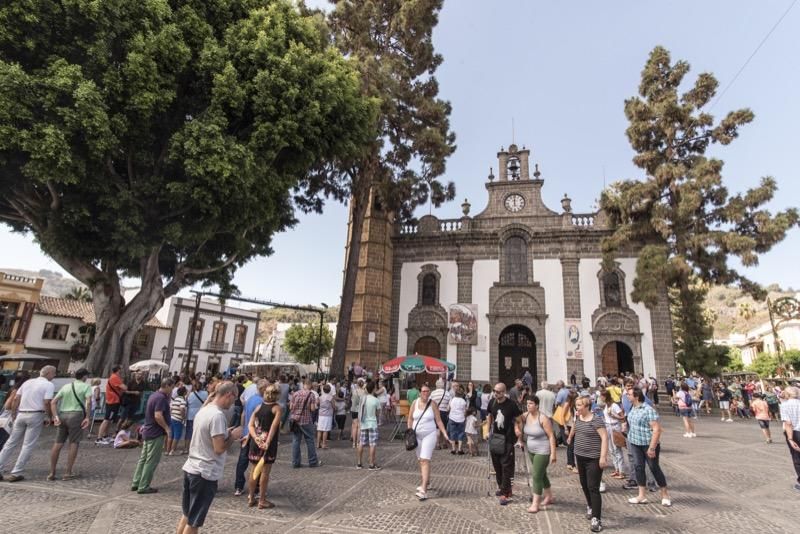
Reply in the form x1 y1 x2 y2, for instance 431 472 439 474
0 0 374 290
283 322 334 365
783 349 800 373
747 352 779 377
602 47 798 373
259 306 339 324
63 287 92 302
723 347 745 372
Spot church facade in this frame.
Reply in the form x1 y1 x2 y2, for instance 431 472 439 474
345 143 676 386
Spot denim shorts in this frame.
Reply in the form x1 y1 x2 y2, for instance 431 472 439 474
170 420 184 441
182 472 218 527
448 420 466 442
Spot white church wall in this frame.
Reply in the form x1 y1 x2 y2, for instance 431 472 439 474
617 258 656 376
471 260 499 382
579 258 602 379
397 261 458 363
534 259 566 383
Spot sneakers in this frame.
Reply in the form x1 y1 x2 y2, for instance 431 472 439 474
368 465 382 471
661 498 671 506
585 506 592 519
726 418 733 422
720 417 725 421
590 517 603 532
356 464 363 469
499 495 513 505
622 481 638 490
415 490 428 500
6 475 24 482
628 497 648 504
683 433 691 437
599 482 606 493
794 483 800 492
690 433 696 438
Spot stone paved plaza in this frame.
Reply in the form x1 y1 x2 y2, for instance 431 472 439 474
1 411 798 533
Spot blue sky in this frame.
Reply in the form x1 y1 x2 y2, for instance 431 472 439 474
2 0 798 305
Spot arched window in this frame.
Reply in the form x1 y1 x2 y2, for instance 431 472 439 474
504 236 528 284
421 273 437 305
603 271 622 307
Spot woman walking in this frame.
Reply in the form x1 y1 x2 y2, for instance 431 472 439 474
562 391 578 473
602 390 628 480
678 383 696 438
408 385 450 501
567 396 608 533
247 384 282 509
625 387 671 507
518 396 556 513
750 393 772 443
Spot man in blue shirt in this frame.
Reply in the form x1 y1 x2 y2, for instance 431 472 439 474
234 379 266 495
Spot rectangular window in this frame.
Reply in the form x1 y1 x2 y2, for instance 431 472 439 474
233 324 247 352
42 322 69 341
212 321 227 343
134 330 149 347
186 318 204 348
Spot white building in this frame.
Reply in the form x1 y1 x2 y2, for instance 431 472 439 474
164 297 259 376
24 296 170 372
261 322 336 370
734 319 800 365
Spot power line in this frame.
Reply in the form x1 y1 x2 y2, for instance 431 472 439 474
711 0 797 109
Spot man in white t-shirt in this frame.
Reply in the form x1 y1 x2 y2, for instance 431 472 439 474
0 365 56 482
177 381 243 533
535 381 556 418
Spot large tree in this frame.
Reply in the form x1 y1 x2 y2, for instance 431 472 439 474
601 46 798 374
310 0 456 376
283 321 334 366
0 0 375 375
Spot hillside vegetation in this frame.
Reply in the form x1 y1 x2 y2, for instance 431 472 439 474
1 267 84 298
706 284 796 339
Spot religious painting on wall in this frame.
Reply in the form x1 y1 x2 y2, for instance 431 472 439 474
448 303 478 345
565 319 583 358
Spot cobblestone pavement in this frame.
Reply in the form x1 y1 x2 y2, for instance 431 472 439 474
0 411 798 533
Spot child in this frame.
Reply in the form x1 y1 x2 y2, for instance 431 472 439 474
334 391 348 440
167 386 187 455
465 406 479 456
114 421 141 449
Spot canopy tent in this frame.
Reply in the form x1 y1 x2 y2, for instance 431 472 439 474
381 354 455 375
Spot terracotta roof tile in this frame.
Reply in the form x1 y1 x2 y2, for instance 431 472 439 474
36 296 168 329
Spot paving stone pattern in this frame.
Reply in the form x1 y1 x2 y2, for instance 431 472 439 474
0 412 799 533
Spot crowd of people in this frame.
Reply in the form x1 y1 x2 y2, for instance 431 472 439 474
0 365 798 533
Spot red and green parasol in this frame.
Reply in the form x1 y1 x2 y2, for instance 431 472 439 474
382 354 455 374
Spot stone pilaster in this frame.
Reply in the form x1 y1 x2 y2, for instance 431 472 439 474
561 256 583 380
456 258 474 381
649 288 676 380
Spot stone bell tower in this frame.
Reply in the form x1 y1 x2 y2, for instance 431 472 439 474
342 189 394 371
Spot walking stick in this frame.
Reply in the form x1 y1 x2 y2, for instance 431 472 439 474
517 441 533 503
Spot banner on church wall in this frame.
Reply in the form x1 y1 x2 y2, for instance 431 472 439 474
448 304 478 345
565 319 583 358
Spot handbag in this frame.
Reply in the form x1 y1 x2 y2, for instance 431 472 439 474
489 432 507 455
404 399 431 451
612 430 627 448
552 405 565 426
289 392 312 434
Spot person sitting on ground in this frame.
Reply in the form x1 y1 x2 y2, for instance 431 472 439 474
114 421 141 449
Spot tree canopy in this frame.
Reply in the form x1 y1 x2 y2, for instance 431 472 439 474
602 46 798 375
0 0 375 374
283 322 334 365
318 0 456 375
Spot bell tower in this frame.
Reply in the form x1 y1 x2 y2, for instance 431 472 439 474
342 189 394 371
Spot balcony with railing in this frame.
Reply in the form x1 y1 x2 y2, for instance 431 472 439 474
571 213 595 227
206 341 229 352
232 343 246 353
0 323 14 342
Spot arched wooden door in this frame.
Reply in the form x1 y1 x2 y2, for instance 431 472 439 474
413 337 442 387
601 341 634 376
498 325 536 388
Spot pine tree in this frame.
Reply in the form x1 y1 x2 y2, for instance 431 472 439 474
602 46 798 375
308 1 456 375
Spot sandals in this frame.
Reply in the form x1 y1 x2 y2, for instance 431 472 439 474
46 474 56 481
62 473 79 481
258 500 275 509
628 497 648 504
247 496 257 507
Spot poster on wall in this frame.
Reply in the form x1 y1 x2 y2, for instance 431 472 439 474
565 319 583 358
448 304 478 345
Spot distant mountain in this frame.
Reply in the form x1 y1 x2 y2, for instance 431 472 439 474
706 284 797 339
0 267 85 298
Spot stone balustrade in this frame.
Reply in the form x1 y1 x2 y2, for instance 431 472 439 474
571 213 595 227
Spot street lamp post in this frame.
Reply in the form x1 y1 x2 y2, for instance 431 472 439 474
317 303 328 377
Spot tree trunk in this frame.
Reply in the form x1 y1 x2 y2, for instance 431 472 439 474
83 250 167 377
330 183 371 377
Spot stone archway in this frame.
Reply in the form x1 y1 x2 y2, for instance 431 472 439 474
591 308 643 378
498 325 536 388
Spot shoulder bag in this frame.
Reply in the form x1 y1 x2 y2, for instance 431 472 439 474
404 398 431 451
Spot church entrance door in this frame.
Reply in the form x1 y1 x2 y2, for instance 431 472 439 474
600 341 634 376
498 325 535 388
413 336 443 387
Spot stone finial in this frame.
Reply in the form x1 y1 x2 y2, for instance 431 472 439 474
561 194 572 213
461 199 471 216
488 167 495 182
533 163 541 179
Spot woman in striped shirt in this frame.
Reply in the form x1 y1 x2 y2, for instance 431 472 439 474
567 396 608 533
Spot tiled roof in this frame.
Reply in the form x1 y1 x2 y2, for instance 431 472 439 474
36 296 168 329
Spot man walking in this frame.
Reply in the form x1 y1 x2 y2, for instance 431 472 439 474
0 365 56 482
289 379 320 468
356 380 381 470
780 386 800 491
49 367 92 480
97 365 127 444
487 382 521 505
177 381 243 534
131 378 174 494
535 381 556 418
